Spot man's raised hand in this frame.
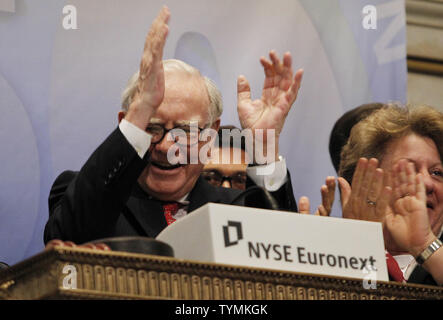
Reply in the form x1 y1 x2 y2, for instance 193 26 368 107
237 51 303 163
126 6 170 130
237 51 303 137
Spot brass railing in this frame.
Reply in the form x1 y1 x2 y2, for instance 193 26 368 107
0 246 441 300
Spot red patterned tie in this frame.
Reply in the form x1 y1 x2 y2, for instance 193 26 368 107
163 203 180 225
385 252 406 283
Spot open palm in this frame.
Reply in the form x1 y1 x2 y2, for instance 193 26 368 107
237 51 303 138
385 161 435 255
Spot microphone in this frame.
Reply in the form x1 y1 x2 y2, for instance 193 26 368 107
229 185 279 210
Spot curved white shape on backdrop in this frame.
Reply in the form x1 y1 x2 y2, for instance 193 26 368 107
0 74 40 265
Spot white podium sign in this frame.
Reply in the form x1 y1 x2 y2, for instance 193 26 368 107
156 203 388 281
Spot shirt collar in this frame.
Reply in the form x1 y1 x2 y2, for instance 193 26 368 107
177 193 190 206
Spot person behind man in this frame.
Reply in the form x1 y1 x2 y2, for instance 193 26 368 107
329 103 384 173
44 6 301 245
201 125 250 190
338 104 443 286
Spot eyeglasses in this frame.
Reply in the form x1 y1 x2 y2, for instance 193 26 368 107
201 169 247 190
146 123 207 146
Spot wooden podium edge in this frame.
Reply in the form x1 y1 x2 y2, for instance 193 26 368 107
1 246 442 300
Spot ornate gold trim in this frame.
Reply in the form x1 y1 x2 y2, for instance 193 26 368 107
0 246 442 300
408 58 443 76
406 0 443 29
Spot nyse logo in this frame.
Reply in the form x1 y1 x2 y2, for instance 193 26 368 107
223 221 243 247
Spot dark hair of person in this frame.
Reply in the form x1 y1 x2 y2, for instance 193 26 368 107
214 125 247 152
329 103 384 173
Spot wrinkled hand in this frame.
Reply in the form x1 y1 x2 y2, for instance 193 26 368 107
385 160 436 256
45 239 111 251
299 176 336 216
339 158 392 223
237 51 303 161
125 6 170 130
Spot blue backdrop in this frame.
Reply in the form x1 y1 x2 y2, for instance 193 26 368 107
0 0 406 265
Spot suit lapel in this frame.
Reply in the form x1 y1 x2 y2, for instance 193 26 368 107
188 177 216 213
125 184 167 238
124 178 239 237
187 177 239 213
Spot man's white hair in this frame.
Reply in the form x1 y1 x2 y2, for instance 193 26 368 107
121 59 223 125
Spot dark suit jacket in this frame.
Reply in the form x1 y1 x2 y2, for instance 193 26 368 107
44 127 297 245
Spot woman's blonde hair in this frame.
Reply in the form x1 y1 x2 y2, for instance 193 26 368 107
339 103 443 184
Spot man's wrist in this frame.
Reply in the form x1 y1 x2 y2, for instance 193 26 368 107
250 135 279 165
249 153 281 167
247 156 287 191
125 102 154 131
119 119 152 158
